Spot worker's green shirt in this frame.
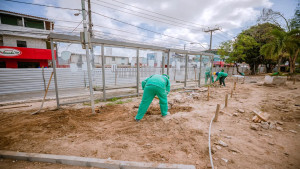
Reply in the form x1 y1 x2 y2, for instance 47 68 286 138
142 74 170 93
215 72 228 81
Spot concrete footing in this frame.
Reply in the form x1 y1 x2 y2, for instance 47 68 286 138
0 150 195 169
264 75 287 85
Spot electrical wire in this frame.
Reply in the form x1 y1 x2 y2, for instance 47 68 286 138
4 0 207 49
55 24 185 48
90 0 204 31
91 11 207 49
4 0 80 11
109 0 205 28
93 31 184 48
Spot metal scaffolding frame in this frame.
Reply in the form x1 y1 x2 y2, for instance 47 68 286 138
48 32 214 111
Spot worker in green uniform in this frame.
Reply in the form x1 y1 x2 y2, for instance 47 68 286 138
205 67 214 84
213 72 228 86
135 74 171 122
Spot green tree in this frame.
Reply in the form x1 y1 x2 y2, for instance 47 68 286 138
227 23 281 74
261 29 300 73
218 41 232 61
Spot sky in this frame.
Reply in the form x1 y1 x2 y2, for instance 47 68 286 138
0 0 298 56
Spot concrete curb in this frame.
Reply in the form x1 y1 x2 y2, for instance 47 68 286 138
0 150 195 169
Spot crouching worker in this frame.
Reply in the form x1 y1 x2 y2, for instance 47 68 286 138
135 74 170 122
213 72 228 86
205 67 214 84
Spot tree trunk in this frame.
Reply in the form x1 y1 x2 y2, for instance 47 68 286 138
290 49 299 74
277 56 282 73
249 63 255 75
234 63 242 75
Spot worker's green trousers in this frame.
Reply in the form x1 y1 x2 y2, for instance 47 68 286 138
205 74 214 84
135 85 168 120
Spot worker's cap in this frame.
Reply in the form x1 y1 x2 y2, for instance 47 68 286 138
216 72 219 76
213 72 216 75
162 74 169 79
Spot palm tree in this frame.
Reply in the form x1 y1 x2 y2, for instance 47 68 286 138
260 29 300 73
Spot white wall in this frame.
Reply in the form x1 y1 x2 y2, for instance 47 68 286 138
2 35 46 49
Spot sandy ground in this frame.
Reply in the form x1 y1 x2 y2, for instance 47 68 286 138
0 76 299 169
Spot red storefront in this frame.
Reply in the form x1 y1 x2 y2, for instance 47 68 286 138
0 46 55 68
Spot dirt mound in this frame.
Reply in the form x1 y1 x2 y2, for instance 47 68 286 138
146 105 192 115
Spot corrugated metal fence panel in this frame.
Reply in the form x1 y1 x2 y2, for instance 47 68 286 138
0 67 242 95
0 68 86 95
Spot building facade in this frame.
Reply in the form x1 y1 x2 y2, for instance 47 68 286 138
70 53 129 68
0 10 54 68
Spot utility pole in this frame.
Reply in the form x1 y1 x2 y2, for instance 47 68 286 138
204 27 221 51
87 0 95 68
81 0 95 114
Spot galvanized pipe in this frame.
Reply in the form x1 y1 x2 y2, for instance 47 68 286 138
162 52 165 74
184 54 188 87
210 56 214 85
198 55 202 87
101 44 106 101
50 38 59 109
167 50 170 76
136 48 140 96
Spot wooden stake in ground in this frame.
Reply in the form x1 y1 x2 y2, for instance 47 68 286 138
207 85 210 101
213 104 220 122
234 82 237 90
242 76 245 84
225 94 228 107
231 89 233 98
293 77 296 85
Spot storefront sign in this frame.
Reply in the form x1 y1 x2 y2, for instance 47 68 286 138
0 48 21 57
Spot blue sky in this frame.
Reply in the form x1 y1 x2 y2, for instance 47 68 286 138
0 0 298 51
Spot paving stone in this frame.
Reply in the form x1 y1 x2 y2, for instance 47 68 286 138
0 150 195 169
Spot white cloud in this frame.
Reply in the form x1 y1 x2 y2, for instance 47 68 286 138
38 0 274 54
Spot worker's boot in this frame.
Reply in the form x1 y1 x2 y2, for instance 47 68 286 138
134 118 140 122
162 112 170 118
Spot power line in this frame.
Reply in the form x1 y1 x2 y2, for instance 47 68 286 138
4 0 206 49
219 30 235 39
4 0 80 11
91 0 204 30
92 29 185 48
109 0 205 28
91 11 206 48
54 25 185 49
55 24 184 47
203 27 221 51
71 20 83 32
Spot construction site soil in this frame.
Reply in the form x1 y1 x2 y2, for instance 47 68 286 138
0 76 299 169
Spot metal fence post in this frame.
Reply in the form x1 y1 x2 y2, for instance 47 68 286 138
167 50 170 76
198 55 202 87
162 52 165 74
50 38 59 109
210 55 214 85
101 44 106 101
136 48 140 96
184 54 188 87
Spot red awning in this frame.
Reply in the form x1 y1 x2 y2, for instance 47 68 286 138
0 46 55 60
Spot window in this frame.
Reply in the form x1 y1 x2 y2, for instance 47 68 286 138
122 58 125 60
1 14 22 26
17 40 27 47
0 62 6 68
24 18 44 29
18 62 40 68
112 57 115 61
